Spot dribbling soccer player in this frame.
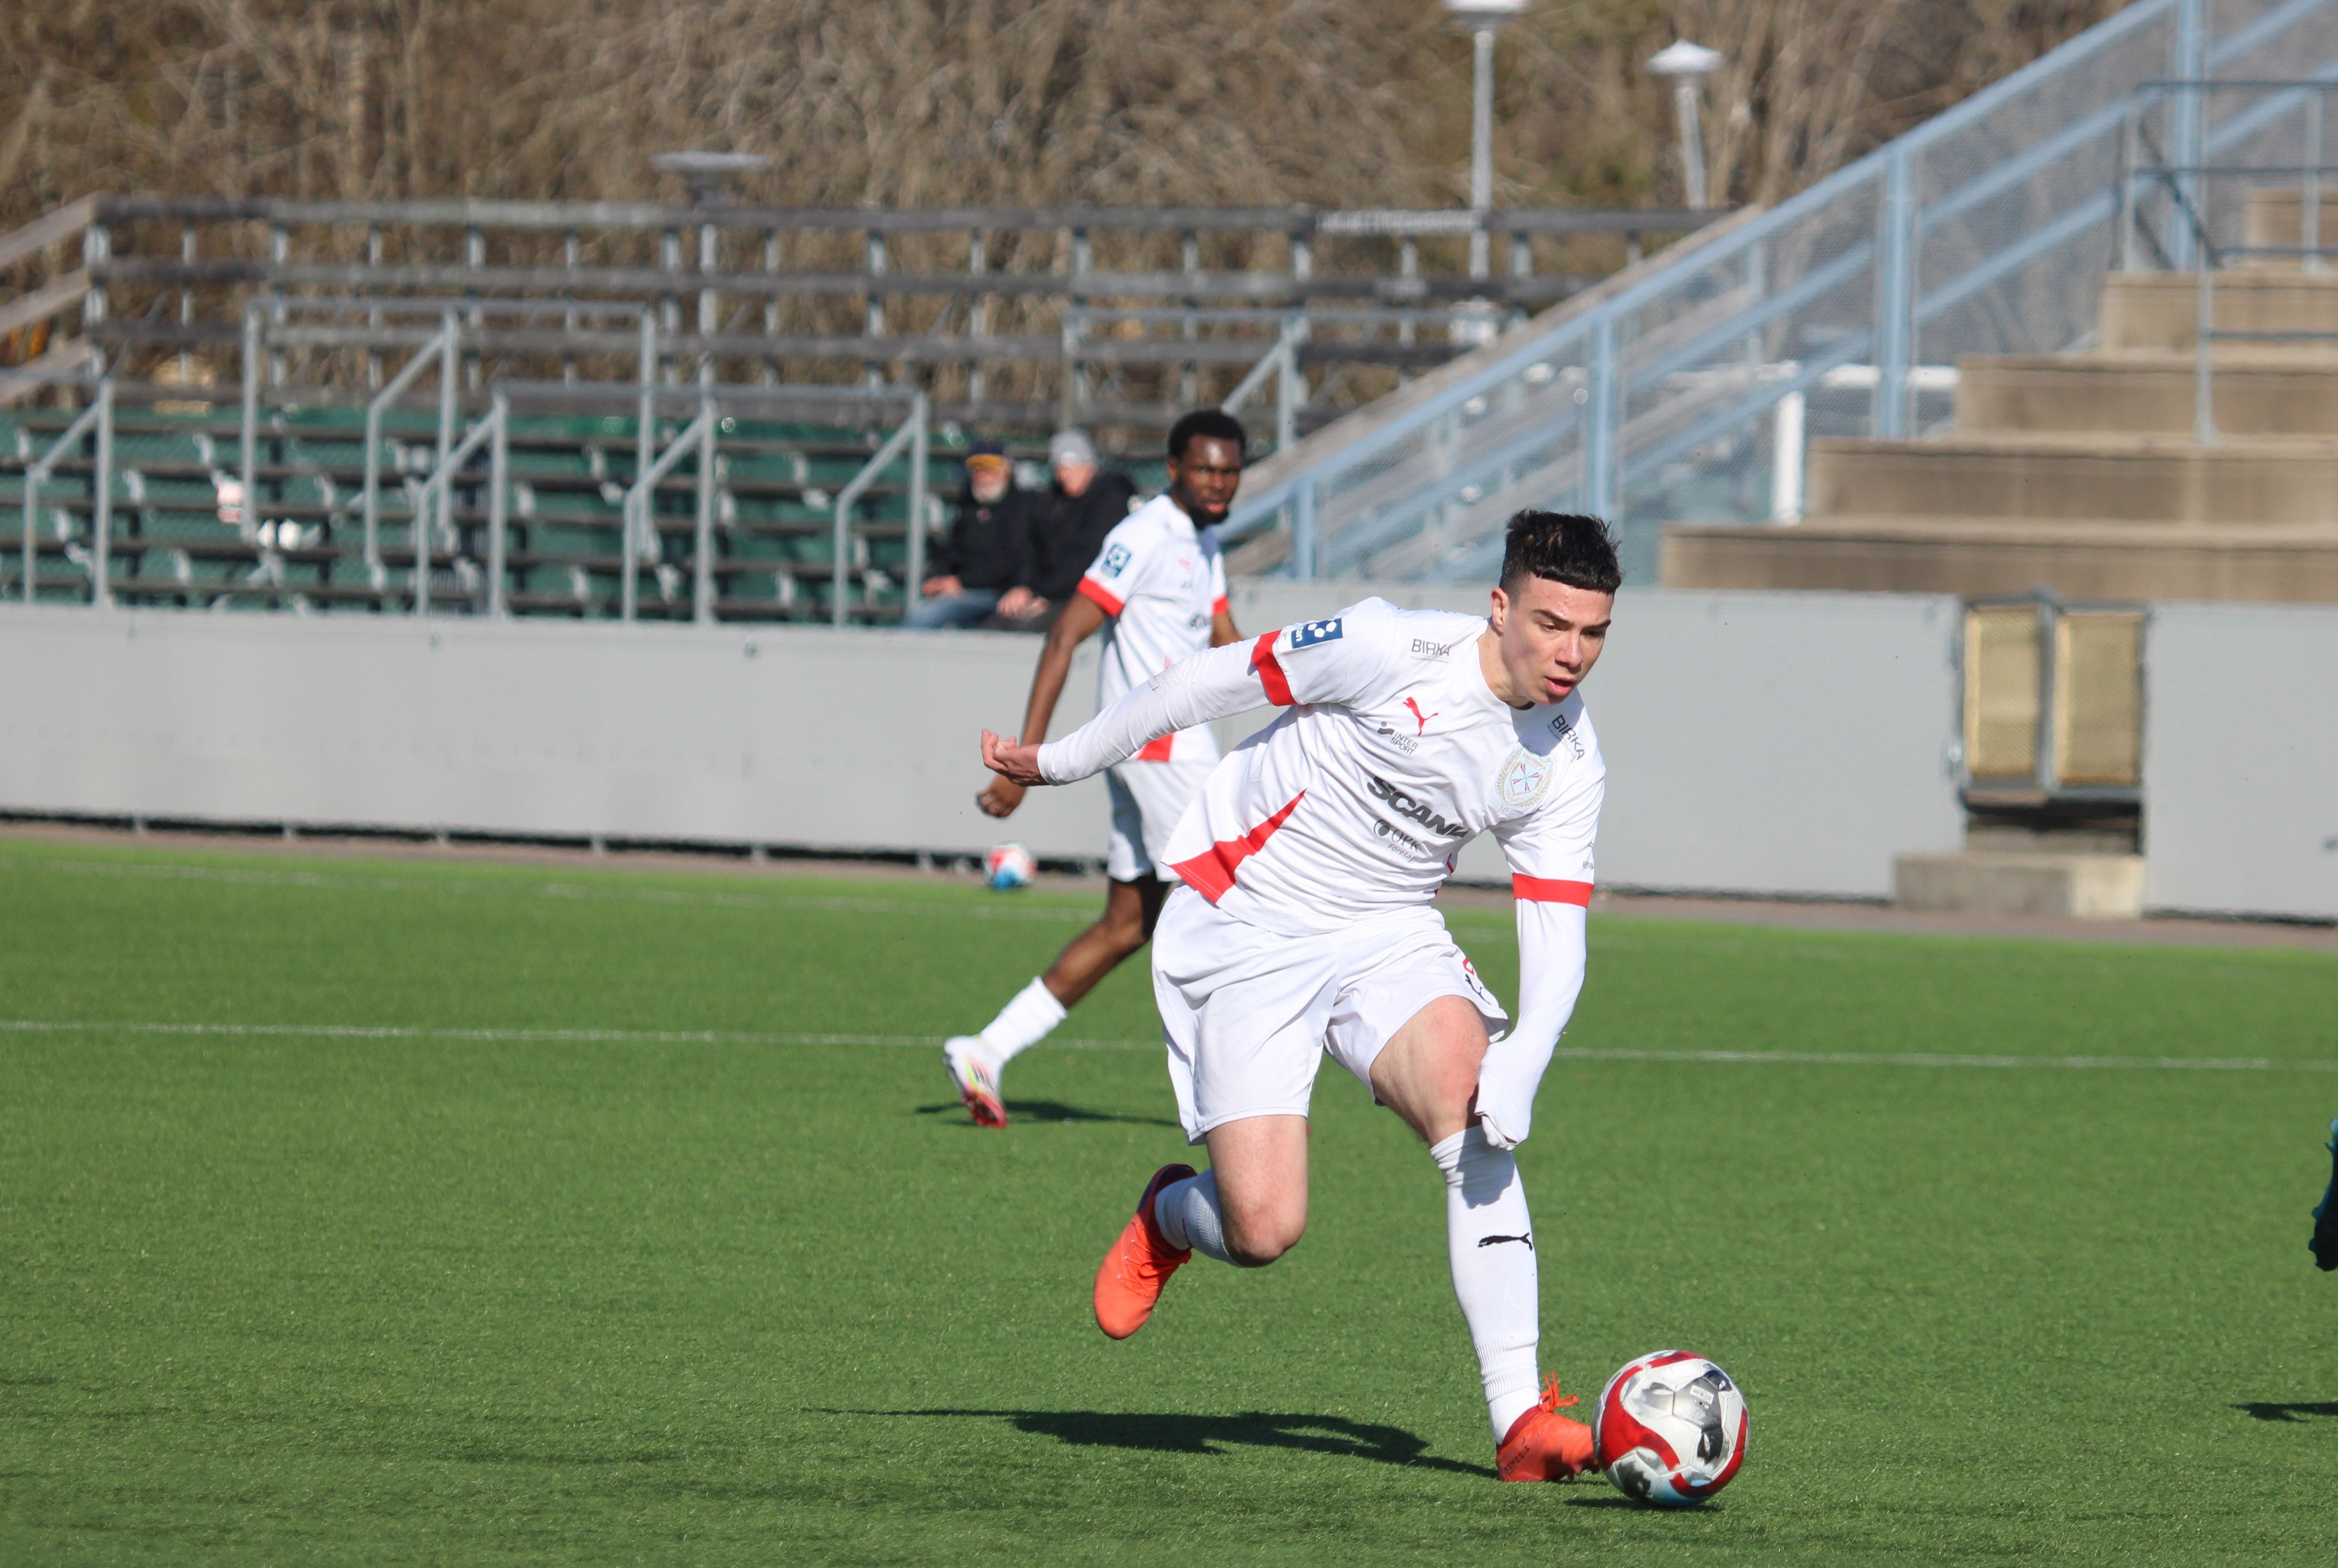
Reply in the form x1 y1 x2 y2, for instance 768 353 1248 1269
981 511 1620 1481
942 411 1248 1127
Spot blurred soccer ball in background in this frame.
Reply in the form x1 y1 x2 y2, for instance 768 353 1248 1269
1593 1350 1748 1506
984 842 1037 891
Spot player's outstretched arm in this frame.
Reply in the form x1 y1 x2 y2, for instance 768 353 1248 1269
980 637 1268 788
978 592 1110 818
1475 900 1589 1150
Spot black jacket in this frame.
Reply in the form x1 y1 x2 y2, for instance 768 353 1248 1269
1029 471 1140 602
930 484 1043 591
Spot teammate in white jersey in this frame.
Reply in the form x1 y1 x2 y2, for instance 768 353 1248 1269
981 511 1621 1482
942 411 1247 1127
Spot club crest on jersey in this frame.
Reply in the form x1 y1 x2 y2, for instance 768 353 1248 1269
1497 746 1552 815
1288 618 1343 650
1100 543 1134 576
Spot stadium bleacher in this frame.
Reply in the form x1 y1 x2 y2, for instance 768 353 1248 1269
0 396 1094 620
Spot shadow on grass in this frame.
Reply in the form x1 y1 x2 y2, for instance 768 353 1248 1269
836 1407 1493 1476
912 1100 1181 1128
2236 1400 2338 1422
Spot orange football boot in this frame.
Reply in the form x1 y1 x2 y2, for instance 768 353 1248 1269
1092 1163 1198 1339
1497 1374 1597 1481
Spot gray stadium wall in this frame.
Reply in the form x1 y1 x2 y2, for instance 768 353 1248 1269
2142 602 2338 922
0 587 1968 899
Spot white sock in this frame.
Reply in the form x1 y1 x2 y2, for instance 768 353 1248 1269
1152 1171 1232 1264
1432 1125 1543 1444
976 976 1067 1065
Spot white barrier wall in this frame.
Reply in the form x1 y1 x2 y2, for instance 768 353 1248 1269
0 607 1114 862
0 586 1968 899
2144 603 2338 921
1236 583 1968 897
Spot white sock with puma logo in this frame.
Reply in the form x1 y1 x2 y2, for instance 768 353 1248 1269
1432 1124 1542 1443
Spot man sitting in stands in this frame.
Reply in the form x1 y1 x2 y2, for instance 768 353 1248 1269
906 440 1043 630
997 430 1139 629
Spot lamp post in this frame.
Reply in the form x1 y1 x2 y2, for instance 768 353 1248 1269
1647 39 1724 211
650 150 769 207
1445 0 1527 280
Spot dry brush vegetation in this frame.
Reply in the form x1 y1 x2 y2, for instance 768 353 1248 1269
4 0 2121 223
0 2 2120 412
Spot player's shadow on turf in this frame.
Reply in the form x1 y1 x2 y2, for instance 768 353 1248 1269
912 1100 1182 1128
2236 1400 2338 1422
856 1408 1492 1476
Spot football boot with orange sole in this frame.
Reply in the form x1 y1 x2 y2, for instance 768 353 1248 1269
1092 1163 1198 1339
1497 1374 1597 1482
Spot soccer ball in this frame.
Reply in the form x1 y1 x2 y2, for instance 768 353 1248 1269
984 842 1037 891
1593 1350 1748 1505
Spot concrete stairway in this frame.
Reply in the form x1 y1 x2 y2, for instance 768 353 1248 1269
1663 234 2338 601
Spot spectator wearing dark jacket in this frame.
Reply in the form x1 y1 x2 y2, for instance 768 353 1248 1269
996 429 1139 626
906 441 1043 629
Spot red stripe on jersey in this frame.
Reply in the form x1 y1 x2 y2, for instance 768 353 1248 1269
1250 632 1294 705
1170 791 1305 903
1210 594 1230 616
1077 576 1124 617
1133 734 1176 762
1512 875 1594 906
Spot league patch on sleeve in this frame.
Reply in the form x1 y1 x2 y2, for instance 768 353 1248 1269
1098 542 1134 577
1287 617 1343 650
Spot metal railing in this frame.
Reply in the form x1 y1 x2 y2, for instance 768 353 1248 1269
2117 77 2338 443
1226 0 2338 583
32 197 1719 445
828 398 930 629
15 372 110 605
2 369 935 621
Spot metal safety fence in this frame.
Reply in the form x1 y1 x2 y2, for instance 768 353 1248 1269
1227 0 2338 585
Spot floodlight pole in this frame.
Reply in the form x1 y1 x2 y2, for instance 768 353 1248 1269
1470 26 1497 278
1445 0 1526 280
1648 40 1725 213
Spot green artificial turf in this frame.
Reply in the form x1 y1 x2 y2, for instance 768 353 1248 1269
3 834 2338 1564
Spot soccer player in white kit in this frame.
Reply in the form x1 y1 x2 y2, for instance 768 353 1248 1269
942 412 1248 1127
981 511 1620 1482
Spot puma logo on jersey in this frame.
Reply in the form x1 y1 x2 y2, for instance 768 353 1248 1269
1403 697 1437 734
1366 774 1465 837
1477 1233 1533 1250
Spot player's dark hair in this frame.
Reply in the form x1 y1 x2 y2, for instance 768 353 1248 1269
1167 409 1247 460
1499 511 1623 595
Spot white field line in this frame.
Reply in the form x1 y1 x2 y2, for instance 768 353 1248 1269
2 854 1096 923
0 1017 1145 1050
3 1017 2334 1072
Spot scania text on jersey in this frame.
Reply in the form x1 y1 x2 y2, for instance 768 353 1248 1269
1365 773 1467 838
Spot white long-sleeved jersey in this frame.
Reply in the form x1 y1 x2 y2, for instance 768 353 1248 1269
1035 596 1603 1146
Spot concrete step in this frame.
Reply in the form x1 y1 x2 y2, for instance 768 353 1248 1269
1660 516 2338 600
1808 432 2338 524
1893 851 2144 919
1957 352 2338 435
2100 270 2338 350
2243 186 2338 266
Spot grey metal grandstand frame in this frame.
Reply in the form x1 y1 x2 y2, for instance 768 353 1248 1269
4 197 1714 447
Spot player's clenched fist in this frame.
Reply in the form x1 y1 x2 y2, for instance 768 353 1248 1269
981 729 1047 787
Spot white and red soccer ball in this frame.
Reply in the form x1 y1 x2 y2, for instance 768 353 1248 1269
984 842 1037 891
1593 1350 1748 1505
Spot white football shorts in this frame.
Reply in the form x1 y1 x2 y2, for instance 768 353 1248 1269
1150 886 1509 1144
1104 757 1213 883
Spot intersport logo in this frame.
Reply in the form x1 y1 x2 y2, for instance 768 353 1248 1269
1365 774 1466 838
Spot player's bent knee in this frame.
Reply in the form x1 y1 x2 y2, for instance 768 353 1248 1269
1222 1209 1305 1267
